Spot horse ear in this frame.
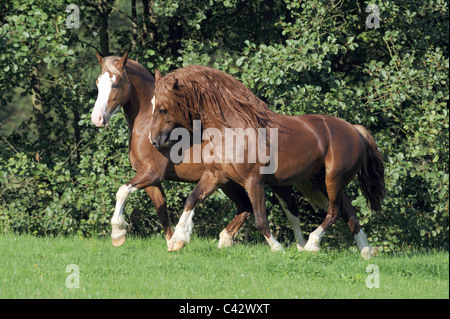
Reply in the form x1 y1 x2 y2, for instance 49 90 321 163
96 52 103 65
116 51 128 70
172 77 180 90
155 69 162 81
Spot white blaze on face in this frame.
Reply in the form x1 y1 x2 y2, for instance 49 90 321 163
91 71 117 127
151 95 156 115
149 95 156 143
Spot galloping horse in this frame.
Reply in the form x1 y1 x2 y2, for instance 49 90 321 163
149 65 385 258
91 53 309 250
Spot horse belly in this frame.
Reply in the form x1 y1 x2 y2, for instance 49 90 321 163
267 150 323 185
166 162 205 182
267 121 325 185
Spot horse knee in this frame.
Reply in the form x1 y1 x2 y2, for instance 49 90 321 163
116 184 137 201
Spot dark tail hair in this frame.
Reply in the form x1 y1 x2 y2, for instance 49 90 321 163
354 125 385 212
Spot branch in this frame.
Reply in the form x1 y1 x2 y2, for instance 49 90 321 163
77 39 101 53
110 5 138 24
2 137 19 154
60 138 84 168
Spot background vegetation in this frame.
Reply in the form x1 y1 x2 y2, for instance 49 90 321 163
0 0 448 252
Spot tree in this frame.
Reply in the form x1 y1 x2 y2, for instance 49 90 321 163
0 0 448 251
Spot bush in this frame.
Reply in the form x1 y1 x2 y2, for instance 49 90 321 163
0 0 448 252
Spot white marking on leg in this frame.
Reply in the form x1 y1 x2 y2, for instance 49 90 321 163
265 233 283 252
354 229 369 251
276 194 307 250
284 210 307 250
218 229 234 248
354 229 376 259
304 226 325 252
170 209 195 244
111 184 137 240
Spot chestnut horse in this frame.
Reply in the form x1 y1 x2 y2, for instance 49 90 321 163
91 53 308 250
149 65 385 259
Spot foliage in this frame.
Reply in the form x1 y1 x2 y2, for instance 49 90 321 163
0 0 448 252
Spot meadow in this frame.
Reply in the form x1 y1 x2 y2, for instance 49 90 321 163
0 234 448 299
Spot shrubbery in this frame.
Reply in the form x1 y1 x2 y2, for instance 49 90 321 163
1 0 448 252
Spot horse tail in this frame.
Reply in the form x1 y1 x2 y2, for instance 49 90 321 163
354 125 385 212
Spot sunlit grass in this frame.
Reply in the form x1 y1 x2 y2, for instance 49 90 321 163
0 234 448 299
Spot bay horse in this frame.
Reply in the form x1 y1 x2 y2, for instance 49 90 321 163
91 53 309 250
149 65 385 259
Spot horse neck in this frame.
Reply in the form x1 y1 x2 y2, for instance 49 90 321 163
123 67 154 129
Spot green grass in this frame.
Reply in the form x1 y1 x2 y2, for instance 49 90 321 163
0 234 448 299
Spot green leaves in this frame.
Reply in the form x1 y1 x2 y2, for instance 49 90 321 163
0 0 448 251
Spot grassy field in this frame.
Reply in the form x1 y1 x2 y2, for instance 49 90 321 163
0 234 448 299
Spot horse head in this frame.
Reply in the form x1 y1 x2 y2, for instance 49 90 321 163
91 52 132 127
149 69 181 150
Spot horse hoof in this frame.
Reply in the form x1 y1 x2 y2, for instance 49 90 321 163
218 230 234 248
271 245 284 252
112 236 126 247
361 246 378 259
167 240 186 252
304 242 320 252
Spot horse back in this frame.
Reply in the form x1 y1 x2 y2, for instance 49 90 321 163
269 114 364 184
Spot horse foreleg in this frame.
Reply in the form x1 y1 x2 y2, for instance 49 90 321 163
247 181 283 252
111 168 165 247
111 184 138 247
167 172 221 252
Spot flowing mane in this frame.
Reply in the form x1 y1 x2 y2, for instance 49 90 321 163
155 65 278 130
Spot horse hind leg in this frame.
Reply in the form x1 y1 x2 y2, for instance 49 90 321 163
271 185 307 250
295 180 329 212
144 184 174 246
294 180 329 252
218 182 253 248
341 194 378 259
303 173 344 252
218 211 252 248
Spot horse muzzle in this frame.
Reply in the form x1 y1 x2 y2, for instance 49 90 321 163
150 132 172 151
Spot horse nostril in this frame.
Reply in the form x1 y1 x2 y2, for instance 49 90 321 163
152 140 159 149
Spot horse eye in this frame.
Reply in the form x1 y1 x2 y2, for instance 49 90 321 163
159 109 167 114
112 83 120 88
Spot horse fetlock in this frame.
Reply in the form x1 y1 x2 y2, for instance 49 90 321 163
304 235 321 252
265 233 284 252
270 243 284 252
167 237 186 252
111 224 127 240
218 229 235 248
